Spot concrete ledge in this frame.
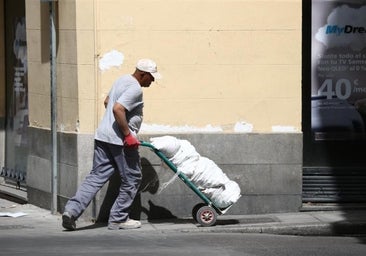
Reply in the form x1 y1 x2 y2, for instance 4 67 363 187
25 129 303 219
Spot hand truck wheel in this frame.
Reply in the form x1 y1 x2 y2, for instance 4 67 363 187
192 203 206 222
195 205 217 227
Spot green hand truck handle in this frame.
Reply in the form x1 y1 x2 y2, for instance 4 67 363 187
139 140 217 209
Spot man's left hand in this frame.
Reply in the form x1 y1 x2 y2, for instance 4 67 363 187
123 133 140 148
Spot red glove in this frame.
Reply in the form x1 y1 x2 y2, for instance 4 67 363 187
123 133 140 148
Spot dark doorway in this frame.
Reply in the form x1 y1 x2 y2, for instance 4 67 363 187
1 0 28 190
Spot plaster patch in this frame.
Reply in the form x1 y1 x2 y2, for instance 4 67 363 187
271 125 298 133
234 121 253 133
99 50 125 71
140 123 223 133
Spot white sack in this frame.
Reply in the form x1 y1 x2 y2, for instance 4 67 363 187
150 136 181 158
190 157 230 188
150 136 241 208
170 140 201 177
203 180 241 208
150 137 200 177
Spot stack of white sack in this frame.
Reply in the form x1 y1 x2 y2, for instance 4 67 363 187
150 136 241 208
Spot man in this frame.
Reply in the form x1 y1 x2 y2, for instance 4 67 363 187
62 59 161 231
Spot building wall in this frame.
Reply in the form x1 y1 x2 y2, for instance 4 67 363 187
131 133 302 219
26 0 301 133
97 0 302 133
0 0 5 119
27 130 302 219
0 0 5 170
26 0 96 133
24 0 303 218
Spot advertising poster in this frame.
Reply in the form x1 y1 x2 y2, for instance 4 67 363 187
13 16 28 147
312 1 366 140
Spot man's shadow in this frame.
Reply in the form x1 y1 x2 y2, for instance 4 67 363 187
96 157 177 223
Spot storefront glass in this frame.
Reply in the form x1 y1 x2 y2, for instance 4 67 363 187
311 1 366 141
2 0 28 187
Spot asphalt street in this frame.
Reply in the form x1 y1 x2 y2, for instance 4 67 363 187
1 194 366 256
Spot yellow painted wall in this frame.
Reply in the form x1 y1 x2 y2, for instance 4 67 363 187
0 0 5 118
26 1 50 129
26 0 96 133
26 0 301 134
96 0 302 132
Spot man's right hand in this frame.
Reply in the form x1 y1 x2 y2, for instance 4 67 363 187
123 133 140 148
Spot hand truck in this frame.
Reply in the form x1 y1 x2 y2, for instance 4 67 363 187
140 141 236 227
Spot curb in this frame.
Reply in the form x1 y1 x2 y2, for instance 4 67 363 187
184 222 366 236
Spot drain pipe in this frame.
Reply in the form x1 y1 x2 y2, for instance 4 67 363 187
48 0 58 214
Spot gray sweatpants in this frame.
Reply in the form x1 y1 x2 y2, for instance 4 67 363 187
64 140 142 223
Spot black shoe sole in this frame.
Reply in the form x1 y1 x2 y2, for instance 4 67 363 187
62 214 76 231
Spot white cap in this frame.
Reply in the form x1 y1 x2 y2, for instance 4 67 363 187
136 59 162 79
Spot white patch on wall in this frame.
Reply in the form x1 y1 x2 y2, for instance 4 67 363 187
99 50 125 71
140 123 223 133
271 125 298 133
140 122 296 134
234 121 253 133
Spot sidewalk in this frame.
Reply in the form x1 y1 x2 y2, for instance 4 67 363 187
1 195 366 236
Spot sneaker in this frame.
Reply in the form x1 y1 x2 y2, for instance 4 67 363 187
108 219 141 230
62 212 76 231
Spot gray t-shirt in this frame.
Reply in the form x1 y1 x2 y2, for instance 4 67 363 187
95 74 143 145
